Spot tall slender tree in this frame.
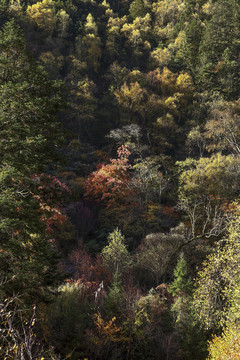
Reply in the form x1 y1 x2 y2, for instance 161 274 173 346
0 21 66 301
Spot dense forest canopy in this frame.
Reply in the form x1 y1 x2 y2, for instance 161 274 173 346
0 0 239 358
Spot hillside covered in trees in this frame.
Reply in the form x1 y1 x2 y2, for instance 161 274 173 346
0 0 239 358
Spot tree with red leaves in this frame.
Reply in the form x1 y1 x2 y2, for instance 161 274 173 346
85 145 133 207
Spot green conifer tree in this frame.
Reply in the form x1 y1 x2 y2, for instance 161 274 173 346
169 253 192 296
0 21 65 301
198 0 240 98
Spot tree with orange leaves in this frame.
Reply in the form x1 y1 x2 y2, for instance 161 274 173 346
84 145 133 207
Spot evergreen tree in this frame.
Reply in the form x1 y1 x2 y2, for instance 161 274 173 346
169 253 192 296
0 0 9 23
0 21 65 301
170 253 207 360
198 0 240 98
101 228 131 275
0 20 63 173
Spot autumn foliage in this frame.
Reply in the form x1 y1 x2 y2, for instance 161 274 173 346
30 173 70 236
84 145 133 207
208 326 240 360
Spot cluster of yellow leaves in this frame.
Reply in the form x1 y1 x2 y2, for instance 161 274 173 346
150 47 172 67
147 67 193 97
114 82 147 119
208 325 240 360
27 0 56 32
93 313 129 345
194 208 240 329
85 13 98 35
121 14 151 48
179 153 239 200
106 16 127 57
80 13 102 72
152 0 185 40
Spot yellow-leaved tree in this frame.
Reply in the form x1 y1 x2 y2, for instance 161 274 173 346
27 0 57 33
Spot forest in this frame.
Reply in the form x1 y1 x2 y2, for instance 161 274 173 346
0 0 239 358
